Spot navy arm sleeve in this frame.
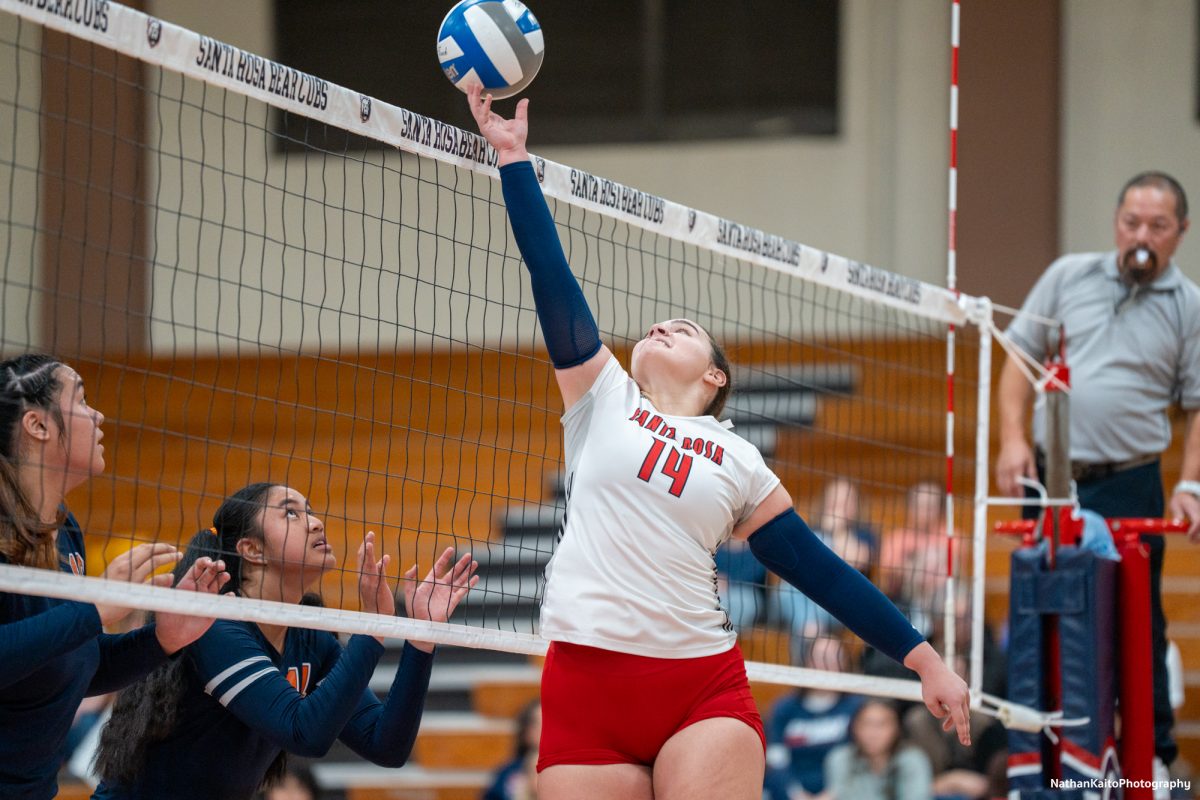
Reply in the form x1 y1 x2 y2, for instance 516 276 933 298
338 641 435 766
499 160 602 368
86 623 169 696
0 600 101 690
748 509 925 664
190 623 385 758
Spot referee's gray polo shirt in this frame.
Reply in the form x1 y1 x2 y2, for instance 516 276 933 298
1006 250 1200 464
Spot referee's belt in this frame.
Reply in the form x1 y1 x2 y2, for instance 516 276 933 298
1037 449 1160 483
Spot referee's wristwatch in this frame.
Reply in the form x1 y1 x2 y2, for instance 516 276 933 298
1173 480 1200 498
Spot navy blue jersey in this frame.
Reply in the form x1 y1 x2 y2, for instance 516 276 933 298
0 513 167 799
764 692 863 797
93 620 433 800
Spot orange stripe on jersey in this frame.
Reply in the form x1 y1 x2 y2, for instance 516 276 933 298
286 663 313 696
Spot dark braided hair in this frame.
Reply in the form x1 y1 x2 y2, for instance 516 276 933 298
0 354 67 569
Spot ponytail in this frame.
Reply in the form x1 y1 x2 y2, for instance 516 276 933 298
0 457 59 568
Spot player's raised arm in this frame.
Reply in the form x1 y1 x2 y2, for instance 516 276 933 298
468 84 613 410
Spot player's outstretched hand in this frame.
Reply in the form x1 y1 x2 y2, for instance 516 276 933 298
467 82 528 166
1168 490 1200 542
401 547 479 653
904 641 972 746
95 542 182 628
154 556 230 655
356 530 395 620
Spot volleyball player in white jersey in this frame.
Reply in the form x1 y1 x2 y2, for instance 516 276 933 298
469 85 970 800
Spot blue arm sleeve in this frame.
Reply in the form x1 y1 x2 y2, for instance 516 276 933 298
0 600 101 690
190 624 385 758
338 642 435 766
86 623 169 696
747 509 925 664
499 160 602 368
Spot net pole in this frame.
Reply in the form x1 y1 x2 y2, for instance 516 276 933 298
1043 365 1071 782
942 0 962 667
970 302 992 700
945 0 961 295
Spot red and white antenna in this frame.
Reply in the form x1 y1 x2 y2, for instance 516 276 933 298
943 0 962 677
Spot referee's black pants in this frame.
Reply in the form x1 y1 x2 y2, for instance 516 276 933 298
1025 459 1176 765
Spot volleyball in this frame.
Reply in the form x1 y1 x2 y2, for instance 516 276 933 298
437 0 544 99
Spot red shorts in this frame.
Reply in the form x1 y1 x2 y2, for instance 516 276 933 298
537 641 764 771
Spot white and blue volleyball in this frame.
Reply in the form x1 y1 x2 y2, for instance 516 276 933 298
437 0 544 99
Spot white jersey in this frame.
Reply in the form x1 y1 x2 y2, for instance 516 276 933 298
539 357 780 658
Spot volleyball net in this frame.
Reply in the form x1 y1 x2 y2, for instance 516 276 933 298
0 0 996 704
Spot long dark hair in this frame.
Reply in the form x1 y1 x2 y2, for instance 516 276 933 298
94 483 287 787
0 354 67 569
848 699 907 800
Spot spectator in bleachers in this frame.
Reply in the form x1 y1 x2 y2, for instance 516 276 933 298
879 482 950 636
763 635 863 800
483 699 541 800
815 479 877 572
824 699 932 800
862 587 1008 800
773 479 876 634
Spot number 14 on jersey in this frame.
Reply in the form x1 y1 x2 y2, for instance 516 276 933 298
637 439 692 497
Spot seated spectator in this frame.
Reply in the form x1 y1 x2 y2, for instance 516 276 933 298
824 699 932 800
904 704 1006 800
816 478 877 572
879 482 952 636
773 479 876 633
764 635 863 800
483 699 541 800
715 538 767 629
862 587 1008 800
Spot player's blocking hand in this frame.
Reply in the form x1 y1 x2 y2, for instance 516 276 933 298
356 530 395 619
94 542 182 628
154 557 230 655
401 548 479 653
